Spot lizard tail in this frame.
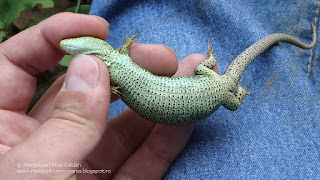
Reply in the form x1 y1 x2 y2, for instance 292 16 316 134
223 23 316 85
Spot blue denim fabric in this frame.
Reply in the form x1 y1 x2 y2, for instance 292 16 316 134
90 0 320 179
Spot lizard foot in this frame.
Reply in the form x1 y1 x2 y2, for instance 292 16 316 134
110 85 121 95
194 40 221 76
222 78 251 111
125 34 139 45
235 78 251 96
207 40 222 61
119 34 140 54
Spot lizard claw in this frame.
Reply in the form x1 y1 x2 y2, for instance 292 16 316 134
207 40 222 62
237 78 246 87
125 34 140 44
130 34 140 41
241 78 245 87
111 86 122 95
207 40 215 56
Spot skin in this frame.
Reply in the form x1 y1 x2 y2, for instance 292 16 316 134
0 12 218 179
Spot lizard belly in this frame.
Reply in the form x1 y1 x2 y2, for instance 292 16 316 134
118 75 224 125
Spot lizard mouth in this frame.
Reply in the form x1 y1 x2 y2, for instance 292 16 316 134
60 39 80 55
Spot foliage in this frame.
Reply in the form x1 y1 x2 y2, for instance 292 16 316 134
0 0 91 66
0 0 54 42
59 55 74 67
65 4 91 14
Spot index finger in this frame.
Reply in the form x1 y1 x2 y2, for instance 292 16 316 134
0 12 109 113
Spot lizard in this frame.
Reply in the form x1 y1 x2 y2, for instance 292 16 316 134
59 23 316 125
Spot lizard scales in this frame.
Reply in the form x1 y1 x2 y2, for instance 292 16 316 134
60 24 316 125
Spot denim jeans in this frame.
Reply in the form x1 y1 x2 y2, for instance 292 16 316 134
90 0 319 179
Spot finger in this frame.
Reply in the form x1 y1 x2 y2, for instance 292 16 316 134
0 144 10 157
0 110 40 149
0 12 109 113
127 43 178 76
28 75 65 124
0 55 110 179
114 124 194 180
111 42 178 102
86 108 155 179
29 43 178 122
173 53 219 77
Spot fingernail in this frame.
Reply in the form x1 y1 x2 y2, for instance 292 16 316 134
62 55 99 91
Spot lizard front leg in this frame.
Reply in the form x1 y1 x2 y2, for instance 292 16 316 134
109 35 138 95
194 41 221 77
119 34 139 55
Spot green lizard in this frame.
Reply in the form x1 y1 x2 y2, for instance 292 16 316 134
60 23 316 125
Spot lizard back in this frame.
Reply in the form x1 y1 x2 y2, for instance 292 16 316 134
108 54 225 124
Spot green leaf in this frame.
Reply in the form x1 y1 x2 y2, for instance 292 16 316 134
0 0 54 29
59 55 73 67
65 5 91 14
0 21 5 29
0 31 6 42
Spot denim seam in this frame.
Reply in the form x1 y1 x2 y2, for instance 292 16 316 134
307 0 320 76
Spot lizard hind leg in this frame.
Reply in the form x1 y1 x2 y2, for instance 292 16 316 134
119 34 140 55
222 79 251 111
235 78 251 97
194 40 221 76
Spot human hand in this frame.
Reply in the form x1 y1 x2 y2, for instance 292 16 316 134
0 12 218 179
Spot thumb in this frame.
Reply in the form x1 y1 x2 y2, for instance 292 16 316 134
48 54 110 160
0 55 110 178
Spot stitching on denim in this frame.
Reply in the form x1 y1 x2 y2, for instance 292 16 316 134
307 0 319 76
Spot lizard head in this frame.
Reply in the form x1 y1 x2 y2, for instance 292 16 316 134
60 37 114 56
